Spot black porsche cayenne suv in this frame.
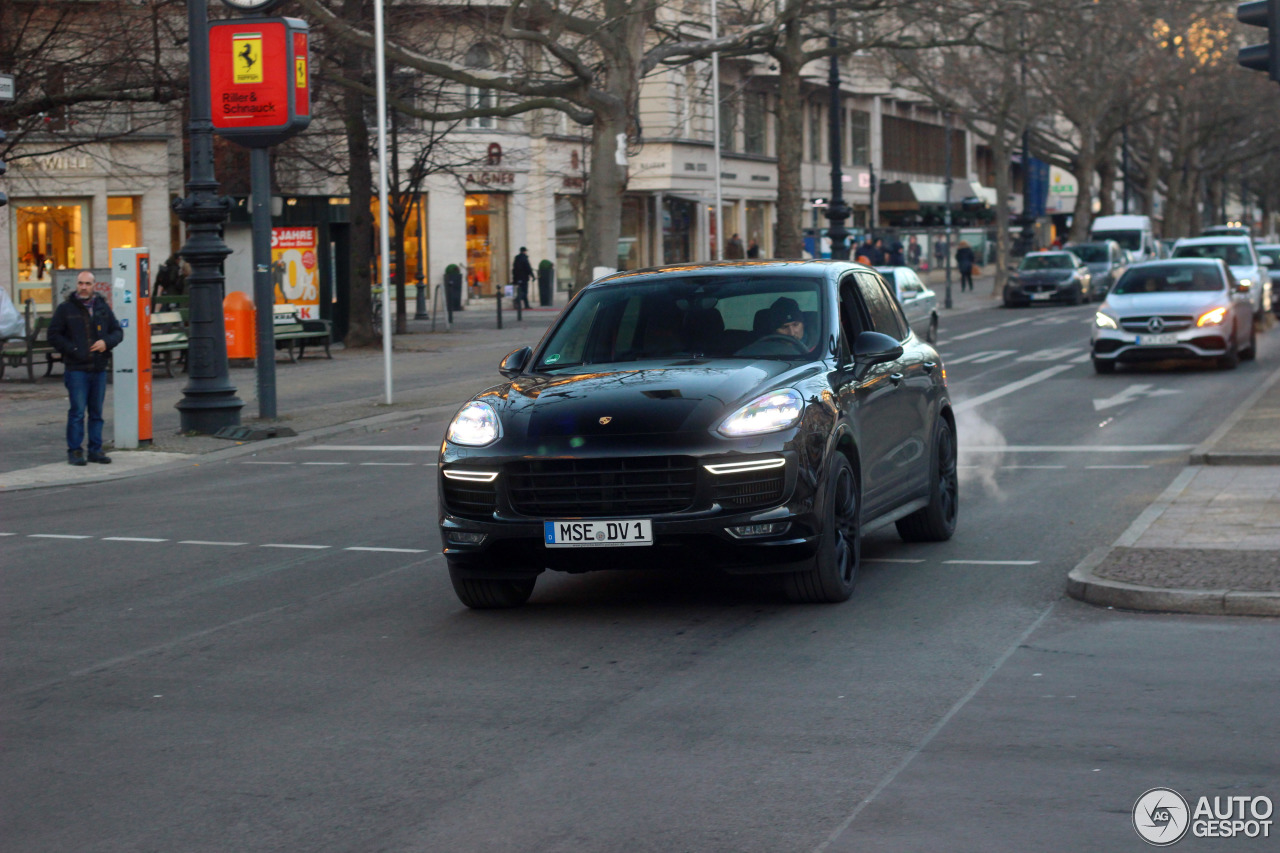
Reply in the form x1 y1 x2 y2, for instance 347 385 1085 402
438 261 958 608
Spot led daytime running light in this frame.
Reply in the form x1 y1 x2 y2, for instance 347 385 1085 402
704 458 787 475
442 469 499 482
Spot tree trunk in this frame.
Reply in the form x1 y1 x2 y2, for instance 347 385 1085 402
991 127 1014 297
1068 142 1097 242
573 104 628 291
772 25 805 259
1097 153 1115 217
341 0 376 347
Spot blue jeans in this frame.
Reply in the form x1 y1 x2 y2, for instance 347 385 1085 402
65 369 107 455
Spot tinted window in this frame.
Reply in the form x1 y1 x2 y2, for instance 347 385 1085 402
1092 230 1141 251
537 275 825 367
1068 245 1108 263
1020 254 1074 270
1258 247 1280 265
1172 243 1250 267
1112 265 1225 295
856 273 907 339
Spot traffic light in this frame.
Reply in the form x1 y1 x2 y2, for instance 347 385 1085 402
1239 0 1280 82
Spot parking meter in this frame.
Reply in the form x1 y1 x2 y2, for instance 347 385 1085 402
111 248 153 448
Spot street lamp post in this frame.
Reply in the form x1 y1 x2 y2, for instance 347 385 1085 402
943 113 953 309
174 0 243 432
824 10 850 261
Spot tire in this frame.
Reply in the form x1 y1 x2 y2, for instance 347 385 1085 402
926 314 938 345
1242 316 1257 361
896 418 959 542
1218 335 1240 370
448 561 537 609
1092 357 1116 374
784 454 859 603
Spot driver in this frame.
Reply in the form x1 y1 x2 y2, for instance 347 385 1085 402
769 297 805 341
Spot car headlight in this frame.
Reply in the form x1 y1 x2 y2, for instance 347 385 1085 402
1094 311 1118 329
719 389 804 437
447 401 501 446
1197 307 1228 327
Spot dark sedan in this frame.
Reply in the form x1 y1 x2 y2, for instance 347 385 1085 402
1065 240 1127 300
438 261 958 608
1004 251 1092 306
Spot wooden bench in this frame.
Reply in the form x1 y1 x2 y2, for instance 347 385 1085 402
1 302 61 382
272 304 332 362
150 309 190 378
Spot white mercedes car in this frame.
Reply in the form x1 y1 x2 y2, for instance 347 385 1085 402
1091 259 1257 373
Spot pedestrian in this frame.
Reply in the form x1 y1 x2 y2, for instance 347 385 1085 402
934 237 946 270
511 246 533 309
855 236 875 263
746 237 760 258
48 270 123 466
870 238 886 266
955 240 976 292
907 236 922 269
889 236 905 267
725 233 745 259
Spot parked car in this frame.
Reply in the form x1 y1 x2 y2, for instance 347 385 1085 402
875 265 939 343
1003 251 1092 306
1091 259 1256 373
1065 240 1127 300
1171 236 1270 319
438 261 958 608
1254 243 1280 318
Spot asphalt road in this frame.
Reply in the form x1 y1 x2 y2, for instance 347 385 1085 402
3 302 1278 852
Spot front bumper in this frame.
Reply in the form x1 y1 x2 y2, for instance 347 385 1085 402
1091 327 1230 363
1004 282 1079 304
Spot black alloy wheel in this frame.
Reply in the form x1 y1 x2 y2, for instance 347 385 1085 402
447 561 538 609
785 454 859 603
926 315 938 344
897 418 959 542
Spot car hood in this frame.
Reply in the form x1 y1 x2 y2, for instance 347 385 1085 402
486 360 822 438
1102 292 1227 316
1230 265 1262 280
1016 269 1074 282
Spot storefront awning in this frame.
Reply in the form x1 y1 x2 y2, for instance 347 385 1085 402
878 181 977 211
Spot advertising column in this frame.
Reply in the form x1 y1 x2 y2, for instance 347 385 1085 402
111 248 153 448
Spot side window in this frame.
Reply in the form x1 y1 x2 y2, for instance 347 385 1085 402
856 272 907 340
838 274 866 356
898 272 921 298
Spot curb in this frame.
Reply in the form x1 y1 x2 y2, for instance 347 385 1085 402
1066 550 1280 617
1188 362 1280 464
0 401 461 493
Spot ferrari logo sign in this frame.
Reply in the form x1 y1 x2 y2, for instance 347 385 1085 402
295 56 307 88
233 34 264 84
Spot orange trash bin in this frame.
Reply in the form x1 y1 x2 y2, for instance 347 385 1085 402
224 291 257 362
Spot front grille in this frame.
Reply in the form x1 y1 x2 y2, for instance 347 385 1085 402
442 479 497 520
1023 282 1060 293
712 469 787 510
507 457 697 517
1120 315 1193 332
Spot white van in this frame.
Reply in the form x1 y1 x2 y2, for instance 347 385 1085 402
1090 215 1158 262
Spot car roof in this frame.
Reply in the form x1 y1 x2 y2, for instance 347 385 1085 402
1173 235 1253 245
588 259 866 289
1123 258 1225 269
1023 251 1075 258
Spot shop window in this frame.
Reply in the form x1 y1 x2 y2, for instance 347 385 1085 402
16 200 86 288
107 197 141 253
465 193 509 296
746 201 770 257
555 195 583 282
620 196 646 270
662 197 695 265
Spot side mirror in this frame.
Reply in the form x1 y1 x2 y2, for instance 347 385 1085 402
499 346 532 378
853 331 904 366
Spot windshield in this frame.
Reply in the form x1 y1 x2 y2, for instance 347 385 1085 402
1019 255 1074 271
1068 245 1109 263
537 275 826 368
1113 265 1224 295
1172 243 1251 266
1092 230 1141 251
1258 247 1280 265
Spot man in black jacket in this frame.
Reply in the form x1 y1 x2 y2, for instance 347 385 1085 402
48 271 124 465
511 247 533 310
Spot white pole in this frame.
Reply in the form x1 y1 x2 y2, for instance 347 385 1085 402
374 0 393 403
710 0 723 261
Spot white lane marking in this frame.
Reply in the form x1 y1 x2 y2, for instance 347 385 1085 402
360 462 415 467
345 546 427 554
1093 383 1182 412
102 537 169 543
179 540 248 547
1032 315 1075 325
262 543 332 550
0 532 17 536
244 461 294 465
944 350 1016 365
962 444 1193 452
999 465 1066 469
1017 347 1079 361
309 445 435 452
999 318 1036 327
953 364 1075 413
29 534 92 540
1087 465 1150 470
864 558 925 564
303 461 349 466
943 560 1040 566
949 326 1001 341
1070 353 1092 363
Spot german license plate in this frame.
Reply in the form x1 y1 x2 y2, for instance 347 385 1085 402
544 519 653 547
1138 334 1178 345
1030 292 1052 300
